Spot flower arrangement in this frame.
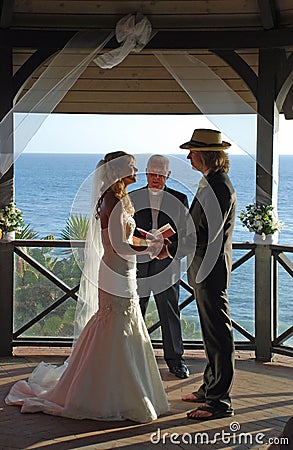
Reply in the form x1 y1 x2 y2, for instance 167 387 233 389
0 201 24 235
239 203 283 240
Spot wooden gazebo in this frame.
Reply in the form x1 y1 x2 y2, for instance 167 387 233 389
0 0 292 359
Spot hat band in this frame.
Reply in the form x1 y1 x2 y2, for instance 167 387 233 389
189 140 222 147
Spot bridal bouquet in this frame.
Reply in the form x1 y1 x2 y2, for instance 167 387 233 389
239 203 283 239
0 201 24 234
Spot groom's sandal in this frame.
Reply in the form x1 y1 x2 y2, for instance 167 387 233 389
187 404 234 421
182 392 206 403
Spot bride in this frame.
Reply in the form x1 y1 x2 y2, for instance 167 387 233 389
5 151 169 423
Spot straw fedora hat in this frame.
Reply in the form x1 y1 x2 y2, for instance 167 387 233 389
180 128 231 151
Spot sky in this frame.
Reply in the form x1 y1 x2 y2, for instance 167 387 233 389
19 112 292 156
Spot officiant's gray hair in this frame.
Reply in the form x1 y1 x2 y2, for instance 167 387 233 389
147 154 170 173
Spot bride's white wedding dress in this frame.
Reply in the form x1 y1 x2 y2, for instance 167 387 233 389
5 210 169 423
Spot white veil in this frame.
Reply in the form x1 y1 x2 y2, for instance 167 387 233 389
72 160 105 342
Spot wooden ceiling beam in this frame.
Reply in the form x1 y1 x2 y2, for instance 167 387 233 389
276 52 293 97
282 85 293 119
3 29 76 48
212 50 258 99
13 48 58 98
257 0 279 30
276 52 293 114
1 28 292 50
147 29 293 50
0 0 14 28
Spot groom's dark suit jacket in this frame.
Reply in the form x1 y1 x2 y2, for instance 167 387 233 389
170 170 236 290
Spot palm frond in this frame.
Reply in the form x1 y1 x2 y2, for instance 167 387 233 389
16 224 39 240
61 214 89 241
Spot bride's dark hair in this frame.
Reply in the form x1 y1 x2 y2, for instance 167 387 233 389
95 151 135 218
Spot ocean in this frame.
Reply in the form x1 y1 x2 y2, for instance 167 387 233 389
15 153 293 243
15 153 293 342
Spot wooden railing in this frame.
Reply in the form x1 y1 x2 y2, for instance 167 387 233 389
0 239 292 360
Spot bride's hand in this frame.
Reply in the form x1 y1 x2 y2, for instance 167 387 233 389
147 236 163 259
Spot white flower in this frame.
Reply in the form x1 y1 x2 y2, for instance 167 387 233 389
0 201 24 233
239 203 284 236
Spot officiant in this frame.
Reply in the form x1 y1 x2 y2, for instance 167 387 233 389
130 155 189 379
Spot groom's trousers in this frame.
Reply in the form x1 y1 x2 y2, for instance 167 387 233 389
194 285 235 410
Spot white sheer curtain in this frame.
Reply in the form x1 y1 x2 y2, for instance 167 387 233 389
0 31 112 179
0 13 153 180
156 51 279 206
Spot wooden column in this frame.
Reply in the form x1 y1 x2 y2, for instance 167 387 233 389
0 241 13 355
0 46 14 206
0 46 14 356
256 49 279 208
255 49 279 362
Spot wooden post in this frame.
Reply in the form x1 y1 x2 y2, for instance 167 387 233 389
0 241 13 355
255 245 273 361
0 46 14 206
0 46 14 356
255 49 280 362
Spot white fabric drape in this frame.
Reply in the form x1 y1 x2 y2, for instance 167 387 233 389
94 13 152 69
0 31 113 178
71 162 105 342
0 14 153 179
156 51 279 206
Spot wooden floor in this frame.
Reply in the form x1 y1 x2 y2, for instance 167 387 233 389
0 349 292 450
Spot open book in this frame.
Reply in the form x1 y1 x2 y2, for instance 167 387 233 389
137 223 175 240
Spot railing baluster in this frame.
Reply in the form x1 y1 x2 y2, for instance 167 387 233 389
13 285 80 338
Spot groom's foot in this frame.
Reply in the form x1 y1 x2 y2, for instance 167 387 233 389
182 392 206 403
169 363 189 379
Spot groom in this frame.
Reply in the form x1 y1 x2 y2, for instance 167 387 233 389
158 129 236 420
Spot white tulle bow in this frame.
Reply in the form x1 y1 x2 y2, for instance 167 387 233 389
94 13 152 69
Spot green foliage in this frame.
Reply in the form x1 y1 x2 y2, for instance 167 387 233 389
145 298 161 340
11 215 83 338
14 240 82 337
42 316 63 335
61 214 89 241
181 316 201 339
16 224 39 240
144 297 201 340
43 234 56 240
